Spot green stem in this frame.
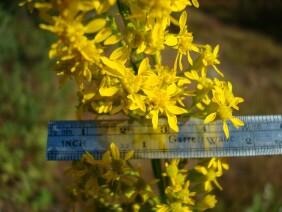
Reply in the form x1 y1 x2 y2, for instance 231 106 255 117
151 159 168 204
150 37 168 204
116 0 144 74
116 0 131 25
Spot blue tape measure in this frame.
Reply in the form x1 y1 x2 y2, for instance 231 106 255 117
46 115 282 160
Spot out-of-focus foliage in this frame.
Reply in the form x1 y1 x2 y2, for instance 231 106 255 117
245 183 282 212
0 4 75 211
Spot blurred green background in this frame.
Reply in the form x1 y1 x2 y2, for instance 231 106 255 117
0 1 76 211
0 0 281 211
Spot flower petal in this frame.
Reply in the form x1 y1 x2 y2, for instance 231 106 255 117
230 117 244 129
85 18 107 34
128 93 146 112
99 77 119 97
110 46 126 60
204 112 217 124
94 27 112 43
104 34 122 45
166 111 178 132
151 109 159 130
192 0 199 8
179 11 187 27
101 57 125 78
110 143 120 159
138 57 149 75
124 150 134 161
164 34 178 46
223 121 229 138
166 105 187 115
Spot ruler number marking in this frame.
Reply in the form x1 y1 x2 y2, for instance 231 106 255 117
143 141 147 148
49 126 58 136
81 128 88 135
47 115 282 160
50 129 57 136
160 125 169 133
245 137 252 145
120 127 129 134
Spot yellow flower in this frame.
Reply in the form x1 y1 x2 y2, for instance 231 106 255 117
103 143 134 182
91 99 114 114
204 80 244 138
184 68 214 110
124 24 146 49
123 58 150 113
165 11 199 70
132 0 192 22
99 75 120 97
40 12 110 89
66 151 110 196
144 84 188 132
110 45 131 63
128 164 159 204
101 56 126 78
195 194 217 210
162 159 196 209
170 202 193 212
194 164 223 192
163 159 187 179
81 84 99 103
23 0 246 210
184 69 213 90
200 45 223 77
124 57 149 94
208 157 229 176
156 202 193 212
145 19 166 54
156 204 169 212
176 181 196 205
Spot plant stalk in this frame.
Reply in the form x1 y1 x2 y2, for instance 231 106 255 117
151 159 168 204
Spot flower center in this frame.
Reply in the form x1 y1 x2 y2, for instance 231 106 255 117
217 105 232 121
178 32 193 54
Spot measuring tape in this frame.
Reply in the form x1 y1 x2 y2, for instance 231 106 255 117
46 115 282 160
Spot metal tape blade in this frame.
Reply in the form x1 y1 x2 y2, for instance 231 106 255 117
46 115 282 160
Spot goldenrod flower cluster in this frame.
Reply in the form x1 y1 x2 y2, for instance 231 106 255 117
156 158 229 211
65 143 159 211
66 145 229 211
20 0 244 210
21 0 243 137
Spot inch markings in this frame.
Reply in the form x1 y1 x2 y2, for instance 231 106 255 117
46 115 282 160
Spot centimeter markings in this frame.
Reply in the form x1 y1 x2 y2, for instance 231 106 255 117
46 115 282 160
